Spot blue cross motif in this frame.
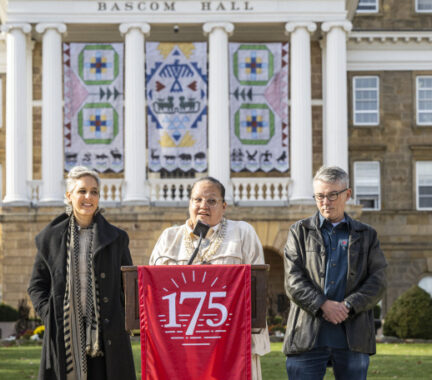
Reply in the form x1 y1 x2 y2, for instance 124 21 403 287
246 114 263 134
88 112 107 135
92 115 104 131
90 56 107 74
245 54 262 75
240 109 268 140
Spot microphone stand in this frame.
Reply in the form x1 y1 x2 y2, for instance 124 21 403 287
187 220 210 265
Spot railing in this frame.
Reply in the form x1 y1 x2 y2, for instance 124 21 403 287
99 179 123 203
27 179 124 205
27 177 291 206
28 180 42 204
149 178 194 205
231 177 290 205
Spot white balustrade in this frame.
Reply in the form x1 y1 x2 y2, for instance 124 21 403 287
149 179 195 205
28 180 42 204
231 178 291 206
27 179 124 205
26 178 291 206
99 179 124 204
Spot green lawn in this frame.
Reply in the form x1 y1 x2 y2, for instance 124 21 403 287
0 342 431 379
263 343 432 379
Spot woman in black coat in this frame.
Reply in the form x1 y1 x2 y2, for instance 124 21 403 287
28 166 136 380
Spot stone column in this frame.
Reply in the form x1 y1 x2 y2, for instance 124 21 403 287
203 22 234 202
36 23 67 204
2 23 32 205
321 21 352 171
285 22 316 203
119 23 151 204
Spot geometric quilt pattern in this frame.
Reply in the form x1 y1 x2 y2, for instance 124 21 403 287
146 42 208 173
229 43 289 173
64 43 124 173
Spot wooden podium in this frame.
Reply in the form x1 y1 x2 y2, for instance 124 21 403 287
121 264 269 331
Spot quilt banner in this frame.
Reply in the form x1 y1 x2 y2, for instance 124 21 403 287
146 42 208 173
138 265 251 380
63 43 124 173
229 43 289 172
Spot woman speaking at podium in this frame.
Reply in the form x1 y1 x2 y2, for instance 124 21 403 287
28 166 136 380
150 176 270 380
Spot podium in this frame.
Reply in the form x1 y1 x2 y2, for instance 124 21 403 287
121 264 269 331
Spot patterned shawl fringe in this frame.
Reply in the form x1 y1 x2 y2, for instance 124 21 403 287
63 215 103 380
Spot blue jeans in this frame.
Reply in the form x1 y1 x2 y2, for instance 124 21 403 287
286 347 370 380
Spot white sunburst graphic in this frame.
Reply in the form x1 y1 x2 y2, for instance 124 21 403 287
156 269 233 346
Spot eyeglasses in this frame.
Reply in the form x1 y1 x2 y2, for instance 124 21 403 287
190 197 223 208
313 188 348 202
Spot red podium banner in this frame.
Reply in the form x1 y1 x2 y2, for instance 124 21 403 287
138 265 252 380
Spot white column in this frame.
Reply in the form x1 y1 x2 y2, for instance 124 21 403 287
119 23 150 204
320 37 327 171
285 22 316 203
36 23 67 204
27 38 35 183
321 21 352 172
203 22 234 203
2 23 32 205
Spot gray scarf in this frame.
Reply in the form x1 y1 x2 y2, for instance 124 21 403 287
63 215 103 380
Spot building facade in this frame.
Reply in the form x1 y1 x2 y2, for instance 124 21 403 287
0 0 431 319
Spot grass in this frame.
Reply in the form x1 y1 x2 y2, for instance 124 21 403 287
0 344 41 380
0 341 432 379
365 343 432 379
266 342 432 379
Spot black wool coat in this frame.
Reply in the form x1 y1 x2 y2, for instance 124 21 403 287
28 212 136 380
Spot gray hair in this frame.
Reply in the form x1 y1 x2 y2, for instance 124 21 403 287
313 166 349 188
64 166 101 206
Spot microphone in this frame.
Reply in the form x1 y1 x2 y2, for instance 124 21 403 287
187 220 210 265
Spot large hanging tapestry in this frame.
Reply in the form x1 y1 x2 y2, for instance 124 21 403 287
229 43 289 172
146 42 207 173
64 43 124 173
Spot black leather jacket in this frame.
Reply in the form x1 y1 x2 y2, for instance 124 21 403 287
283 212 387 355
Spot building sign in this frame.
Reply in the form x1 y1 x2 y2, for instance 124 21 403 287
4 1 346 22
97 1 254 12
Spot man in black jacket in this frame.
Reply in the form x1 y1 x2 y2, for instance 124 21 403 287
283 166 387 380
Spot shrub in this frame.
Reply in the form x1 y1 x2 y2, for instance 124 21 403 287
14 299 31 337
269 325 285 334
267 313 286 336
373 303 381 319
272 315 283 326
383 285 432 339
0 303 19 321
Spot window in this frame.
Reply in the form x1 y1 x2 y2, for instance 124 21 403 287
416 0 432 12
354 161 380 210
417 76 432 125
416 161 432 210
357 0 378 13
419 275 432 297
353 76 379 125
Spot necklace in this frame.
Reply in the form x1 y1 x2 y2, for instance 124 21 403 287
184 218 228 263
